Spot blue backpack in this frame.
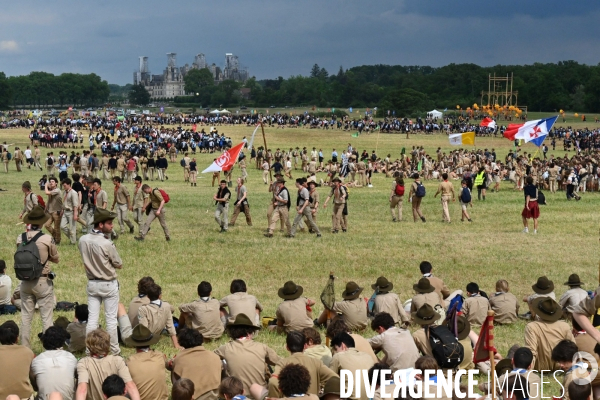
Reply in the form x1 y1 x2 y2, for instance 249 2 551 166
415 182 426 198
460 187 471 203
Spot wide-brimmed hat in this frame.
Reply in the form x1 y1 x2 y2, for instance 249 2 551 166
448 315 470 340
130 324 161 347
332 177 342 183
532 276 554 294
371 276 393 293
92 208 117 225
278 281 303 300
54 316 70 330
564 274 583 286
412 304 437 326
413 278 435 294
307 180 317 187
342 282 363 300
496 359 513 376
23 205 50 225
228 313 259 329
276 177 286 184
532 297 562 322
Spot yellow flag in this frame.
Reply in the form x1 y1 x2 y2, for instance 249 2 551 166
449 131 475 146
462 131 475 145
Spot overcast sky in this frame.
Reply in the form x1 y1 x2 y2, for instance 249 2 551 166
1 0 599 85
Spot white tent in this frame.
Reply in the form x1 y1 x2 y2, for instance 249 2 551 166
428 109 443 119
219 109 231 114
209 109 220 114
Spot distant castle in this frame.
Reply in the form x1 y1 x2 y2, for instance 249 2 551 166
133 53 249 99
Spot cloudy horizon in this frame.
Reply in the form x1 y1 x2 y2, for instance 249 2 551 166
1 0 599 85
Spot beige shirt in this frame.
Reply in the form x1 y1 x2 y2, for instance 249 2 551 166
220 292 263 326
214 339 281 395
127 350 168 400
172 346 221 399
0 345 35 399
373 292 410 324
137 300 176 337
559 288 589 315
437 180 455 197
128 295 150 326
330 349 375 400
46 187 63 213
17 229 59 274
0 274 11 305
304 344 332 367
78 231 123 281
63 188 79 211
524 320 575 371
462 294 490 326
132 185 147 209
23 191 38 214
179 298 224 340
149 189 164 209
268 352 338 397
332 297 368 331
275 297 314 333
489 292 519 324
411 292 442 313
76 355 132 400
114 185 130 205
425 275 451 299
368 326 420 370
413 327 433 356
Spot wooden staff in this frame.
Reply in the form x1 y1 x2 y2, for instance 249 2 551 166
488 310 496 400
261 122 272 183
325 271 335 347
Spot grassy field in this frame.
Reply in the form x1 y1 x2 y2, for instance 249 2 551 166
0 115 598 393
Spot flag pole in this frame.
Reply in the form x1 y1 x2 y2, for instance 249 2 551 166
326 271 335 347
260 122 272 183
488 310 496 400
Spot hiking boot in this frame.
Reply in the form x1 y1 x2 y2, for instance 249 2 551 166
420 216 426 223
316 234 322 238
166 237 170 241
134 236 144 241
342 229 347 232
284 234 294 238
264 233 273 238
392 218 397 222
129 226 134 234
518 312 531 320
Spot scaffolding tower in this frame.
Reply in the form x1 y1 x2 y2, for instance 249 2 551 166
480 73 518 107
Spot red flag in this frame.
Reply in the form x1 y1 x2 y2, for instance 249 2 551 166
192 124 197 133
473 314 496 363
480 117 496 129
503 123 525 140
201 142 244 173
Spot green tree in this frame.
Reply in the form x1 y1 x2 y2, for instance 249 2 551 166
0 72 13 109
379 88 433 118
128 84 151 106
184 68 214 95
310 64 320 78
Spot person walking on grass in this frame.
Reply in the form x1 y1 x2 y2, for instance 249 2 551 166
135 185 170 241
408 173 426 223
214 180 231 233
230 177 252 227
433 172 455 223
459 180 473 222
522 176 540 234
389 176 404 222
289 178 321 238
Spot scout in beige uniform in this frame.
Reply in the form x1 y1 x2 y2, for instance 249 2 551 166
215 314 281 396
78 208 123 355
126 325 169 400
411 278 443 315
559 274 588 318
305 181 320 228
433 173 455 223
265 178 292 237
267 331 338 398
323 177 346 233
182 152 191 181
19 180 38 220
136 184 170 241
371 276 410 325
220 279 263 327
131 176 147 235
411 304 438 356
420 261 462 307
368 312 420 370
75 328 141 400
66 304 88 353
0 320 36 400
80 151 89 176
116 155 126 179
102 154 110 179
462 282 490 326
524 297 575 371
316 281 368 331
179 281 224 340
60 177 80 244
271 281 315 333
389 177 404 222
44 176 63 245
408 173 426 222
111 176 134 234
330 332 375 400
489 279 519 324
17 206 60 348
522 276 556 320
1 148 9 173
13 146 23 171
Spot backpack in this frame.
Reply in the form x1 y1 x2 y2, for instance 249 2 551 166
7 152 12 161
47 157 54 166
279 187 291 210
460 187 471 203
428 325 464 369
154 188 170 203
180 158 186 167
415 182 426 198
14 232 45 281
341 185 349 201
31 193 46 209
55 301 78 311
537 189 546 205
394 183 405 197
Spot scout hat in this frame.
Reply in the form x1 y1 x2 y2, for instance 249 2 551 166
130 324 161 347
278 281 303 300
342 281 363 300
22 205 50 225
307 181 317 187
447 315 470 340
276 177 286 184
531 297 562 322
412 304 437 326
54 316 70 330
413 278 435 294
92 208 117 225
532 276 554 294
495 359 513 376
332 177 341 183
371 276 393 293
274 172 283 177
564 274 583 287
228 313 258 329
